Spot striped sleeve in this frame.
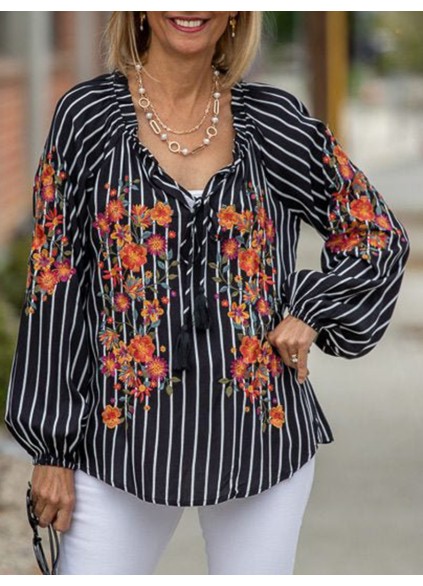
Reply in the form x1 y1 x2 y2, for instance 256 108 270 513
281 119 411 358
4 92 93 468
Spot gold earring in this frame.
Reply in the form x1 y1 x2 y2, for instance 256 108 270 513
140 12 146 32
229 16 237 38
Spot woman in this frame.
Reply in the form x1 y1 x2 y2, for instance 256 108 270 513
5 12 410 575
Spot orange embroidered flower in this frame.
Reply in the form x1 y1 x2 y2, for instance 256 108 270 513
375 214 393 231
352 171 368 193
268 353 283 377
333 144 350 166
146 233 166 256
131 204 151 228
103 265 124 287
227 301 249 325
114 341 133 364
102 404 124 429
100 352 119 377
256 297 271 317
349 196 375 222
40 184 55 203
243 282 260 304
265 219 276 242
45 208 63 231
251 229 266 251
150 202 173 226
120 242 148 272
217 205 240 231
106 199 126 222
99 328 120 350
236 209 254 234
231 358 248 380
31 224 47 250
124 277 145 300
369 231 388 249
141 298 164 324
238 248 260 276
32 249 54 272
243 376 262 403
53 259 76 282
256 205 268 228
93 212 111 235
36 269 59 294
118 365 138 386
258 271 275 292
41 162 55 183
147 356 168 380
111 223 133 247
221 237 239 259
269 404 285 428
343 229 363 252
339 165 355 180
326 233 347 253
239 335 260 364
128 334 155 363
115 292 131 312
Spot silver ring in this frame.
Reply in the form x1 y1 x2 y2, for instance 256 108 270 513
290 354 299 364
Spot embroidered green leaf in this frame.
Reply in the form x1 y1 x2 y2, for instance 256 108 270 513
212 276 222 283
225 385 233 398
171 376 181 383
208 262 218 270
168 274 178 280
157 260 166 270
262 422 267 433
218 377 231 384
166 384 173 396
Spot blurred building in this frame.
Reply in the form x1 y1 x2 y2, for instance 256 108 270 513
0 12 109 256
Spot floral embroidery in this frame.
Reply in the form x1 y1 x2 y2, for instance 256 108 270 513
24 146 77 315
212 183 285 433
322 127 407 261
96 177 181 429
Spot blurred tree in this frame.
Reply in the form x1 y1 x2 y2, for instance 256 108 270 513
374 12 423 74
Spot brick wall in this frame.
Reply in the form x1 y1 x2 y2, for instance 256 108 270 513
0 12 109 261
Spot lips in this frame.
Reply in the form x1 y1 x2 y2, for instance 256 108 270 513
169 17 209 33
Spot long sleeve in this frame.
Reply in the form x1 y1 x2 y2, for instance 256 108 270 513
279 119 411 358
4 92 93 468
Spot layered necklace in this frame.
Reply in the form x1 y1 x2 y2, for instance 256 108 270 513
134 62 221 156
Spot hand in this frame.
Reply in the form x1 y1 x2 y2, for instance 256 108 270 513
30 465 75 533
266 314 319 384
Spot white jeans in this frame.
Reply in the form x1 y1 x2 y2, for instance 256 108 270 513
58 455 316 575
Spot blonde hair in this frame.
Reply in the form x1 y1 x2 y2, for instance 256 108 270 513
102 12 262 89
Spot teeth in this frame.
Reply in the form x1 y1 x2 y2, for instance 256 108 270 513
174 19 204 28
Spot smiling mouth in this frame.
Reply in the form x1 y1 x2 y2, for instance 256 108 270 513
169 17 209 32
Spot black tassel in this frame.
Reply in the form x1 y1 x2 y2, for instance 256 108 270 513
194 286 211 330
173 321 192 371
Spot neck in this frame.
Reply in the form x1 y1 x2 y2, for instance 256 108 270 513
142 42 215 104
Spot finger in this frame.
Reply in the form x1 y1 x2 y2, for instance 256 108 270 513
296 345 309 384
53 507 73 533
37 503 59 529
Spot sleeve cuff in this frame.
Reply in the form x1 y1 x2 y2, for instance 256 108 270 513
32 453 78 470
287 305 324 334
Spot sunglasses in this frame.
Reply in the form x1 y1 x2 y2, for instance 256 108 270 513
26 481 60 575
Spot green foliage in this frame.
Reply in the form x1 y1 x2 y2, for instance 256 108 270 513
0 233 30 421
0 297 17 421
374 13 423 74
0 233 31 313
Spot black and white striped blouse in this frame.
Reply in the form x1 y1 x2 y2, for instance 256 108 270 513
4 69 410 506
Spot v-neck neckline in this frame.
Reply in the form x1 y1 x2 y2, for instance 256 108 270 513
112 68 250 208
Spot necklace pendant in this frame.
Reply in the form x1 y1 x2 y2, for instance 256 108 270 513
168 141 181 154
